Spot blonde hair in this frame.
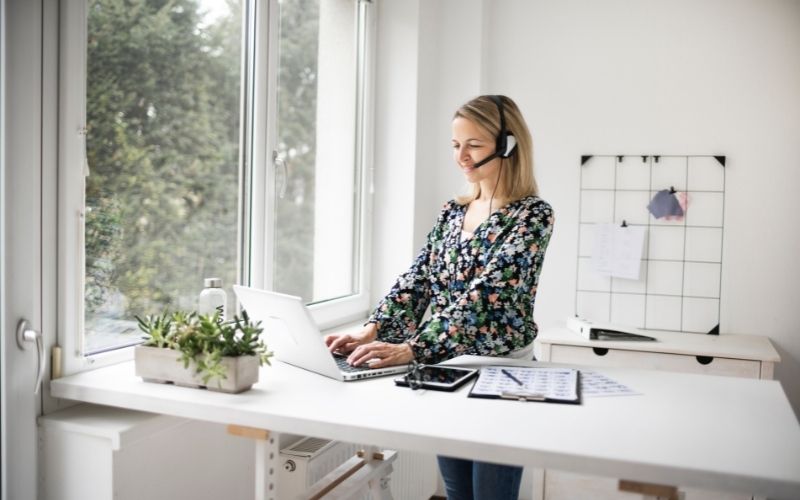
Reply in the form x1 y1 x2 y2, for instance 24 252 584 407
453 95 538 205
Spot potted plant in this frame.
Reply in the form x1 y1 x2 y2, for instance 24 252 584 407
134 310 273 393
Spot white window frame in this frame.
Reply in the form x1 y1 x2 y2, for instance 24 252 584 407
260 0 376 329
249 0 376 330
58 0 376 375
59 0 98 375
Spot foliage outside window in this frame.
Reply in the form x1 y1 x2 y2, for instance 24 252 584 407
85 0 244 354
80 0 367 356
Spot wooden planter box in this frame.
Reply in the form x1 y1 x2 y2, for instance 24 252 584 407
134 345 259 394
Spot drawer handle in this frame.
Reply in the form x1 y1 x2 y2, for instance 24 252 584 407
592 348 609 356
696 355 714 365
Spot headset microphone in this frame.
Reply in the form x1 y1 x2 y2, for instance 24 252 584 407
472 151 500 169
470 95 517 168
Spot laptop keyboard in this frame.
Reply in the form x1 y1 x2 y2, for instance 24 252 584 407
333 354 373 373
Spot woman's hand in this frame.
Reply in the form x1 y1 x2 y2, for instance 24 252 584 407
324 323 378 355
346 341 414 368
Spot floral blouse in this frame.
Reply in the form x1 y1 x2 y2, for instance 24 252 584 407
368 195 554 364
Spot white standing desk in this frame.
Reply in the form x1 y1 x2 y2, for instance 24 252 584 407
50 356 800 499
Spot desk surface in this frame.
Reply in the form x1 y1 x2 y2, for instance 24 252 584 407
51 356 800 499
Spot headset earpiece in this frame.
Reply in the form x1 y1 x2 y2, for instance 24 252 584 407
502 134 517 158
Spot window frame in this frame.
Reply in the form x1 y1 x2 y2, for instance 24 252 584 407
246 0 376 330
57 0 376 375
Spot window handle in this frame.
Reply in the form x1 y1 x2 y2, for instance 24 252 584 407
273 150 288 199
17 319 45 394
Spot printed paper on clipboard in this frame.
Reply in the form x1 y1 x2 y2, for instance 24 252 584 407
468 366 581 404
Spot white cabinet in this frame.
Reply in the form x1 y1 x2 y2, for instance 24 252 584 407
534 328 780 500
39 404 254 500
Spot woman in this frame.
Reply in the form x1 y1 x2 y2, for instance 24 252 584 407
326 95 554 500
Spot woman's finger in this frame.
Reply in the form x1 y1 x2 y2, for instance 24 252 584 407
327 334 352 352
346 344 370 365
348 342 383 366
334 341 360 355
369 347 401 368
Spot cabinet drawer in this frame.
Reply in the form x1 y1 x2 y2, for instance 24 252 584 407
549 345 761 378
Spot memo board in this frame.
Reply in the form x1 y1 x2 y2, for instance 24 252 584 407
576 155 726 334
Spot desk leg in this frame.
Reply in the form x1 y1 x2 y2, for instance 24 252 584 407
228 425 279 500
360 446 393 500
531 468 545 500
364 475 392 500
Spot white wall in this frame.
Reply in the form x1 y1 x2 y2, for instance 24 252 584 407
413 0 486 248
487 0 800 415
374 0 800 415
371 0 490 297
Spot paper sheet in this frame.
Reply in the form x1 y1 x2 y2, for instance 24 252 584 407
591 223 646 280
580 371 639 397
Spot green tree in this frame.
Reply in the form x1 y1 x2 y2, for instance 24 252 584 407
86 0 242 318
85 0 324 332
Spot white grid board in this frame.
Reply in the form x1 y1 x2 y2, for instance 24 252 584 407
575 155 726 333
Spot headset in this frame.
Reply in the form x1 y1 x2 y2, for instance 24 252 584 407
472 95 518 168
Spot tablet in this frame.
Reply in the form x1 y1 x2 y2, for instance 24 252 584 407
394 365 478 392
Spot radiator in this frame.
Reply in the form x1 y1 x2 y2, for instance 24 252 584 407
278 437 437 499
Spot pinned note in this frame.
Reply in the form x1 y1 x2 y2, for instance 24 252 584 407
591 223 646 280
648 189 687 219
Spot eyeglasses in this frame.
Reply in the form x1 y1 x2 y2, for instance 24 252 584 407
405 360 424 390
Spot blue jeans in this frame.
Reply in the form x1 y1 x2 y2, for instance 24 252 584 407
437 456 523 500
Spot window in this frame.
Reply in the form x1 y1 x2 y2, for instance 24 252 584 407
59 0 374 373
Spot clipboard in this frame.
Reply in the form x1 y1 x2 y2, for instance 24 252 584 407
467 366 582 404
589 329 655 341
567 317 656 342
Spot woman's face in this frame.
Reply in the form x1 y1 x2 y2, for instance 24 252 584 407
452 116 501 184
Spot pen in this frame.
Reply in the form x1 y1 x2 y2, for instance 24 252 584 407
501 369 524 386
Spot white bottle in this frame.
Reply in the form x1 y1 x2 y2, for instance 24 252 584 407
198 278 226 321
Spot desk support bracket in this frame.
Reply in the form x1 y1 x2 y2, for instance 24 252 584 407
306 446 396 500
227 425 279 500
227 425 397 500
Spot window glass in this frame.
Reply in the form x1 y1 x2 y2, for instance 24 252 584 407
84 0 243 354
273 0 360 303
79 0 368 357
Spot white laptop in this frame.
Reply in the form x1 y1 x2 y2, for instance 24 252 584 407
233 285 408 381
